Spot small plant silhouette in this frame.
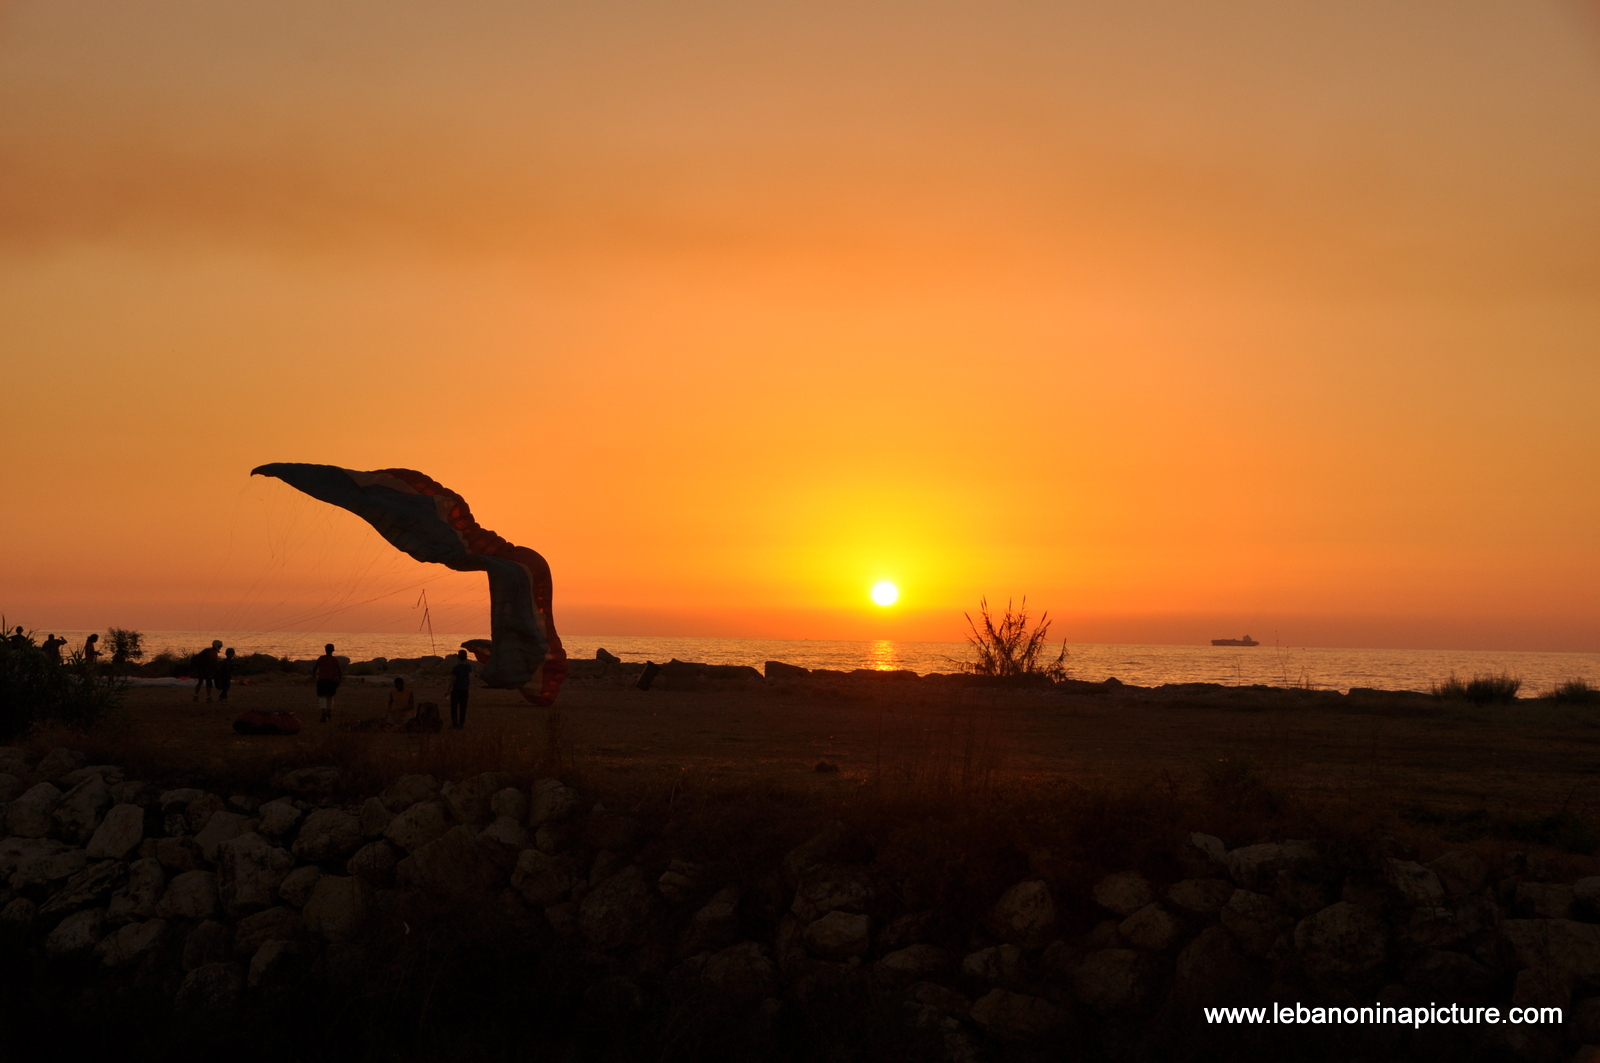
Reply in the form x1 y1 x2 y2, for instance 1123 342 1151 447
962 597 1068 680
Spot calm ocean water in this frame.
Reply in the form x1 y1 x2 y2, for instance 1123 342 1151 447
37 630 1600 694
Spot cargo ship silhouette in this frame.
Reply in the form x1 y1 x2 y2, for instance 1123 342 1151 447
1211 635 1260 647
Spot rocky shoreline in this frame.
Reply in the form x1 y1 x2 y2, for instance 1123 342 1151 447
2 746 1597 1060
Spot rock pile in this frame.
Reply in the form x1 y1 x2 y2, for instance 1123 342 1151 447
0 746 1593 1059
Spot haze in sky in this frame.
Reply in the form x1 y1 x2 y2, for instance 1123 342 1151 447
2 1 1598 650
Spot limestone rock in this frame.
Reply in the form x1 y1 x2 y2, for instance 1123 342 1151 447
1120 902 1180 952
970 988 1066 1041
529 784 580 827
182 919 233 971
290 808 363 862
383 801 451 852
1294 902 1388 979
578 864 657 950
217 832 296 915
0 836 69 877
155 836 204 872
490 787 527 822
441 772 509 826
804 911 870 960
185 793 225 834
248 939 303 988
358 797 392 839
347 840 399 884
255 799 302 838
302 874 373 940
158 788 203 813
876 943 947 984
1092 872 1153 918
158 870 220 920
1384 859 1445 908
1428 850 1487 896
175 962 245 1013
909 981 971 1019
1220 889 1290 958
478 816 531 860
107 858 166 924
685 886 742 952
1166 878 1235 916
52 775 111 844
962 944 1025 985
8 783 63 838
510 849 581 908
45 907 105 955
379 774 439 812
1 897 37 926
702 940 779 1001
95 918 168 967
277 865 322 908
398 825 504 898
234 905 305 957
38 859 127 918
85 803 144 860
194 811 251 863
1226 844 1287 890
35 748 86 782
11 847 88 891
792 874 872 923
1072 949 1149 1013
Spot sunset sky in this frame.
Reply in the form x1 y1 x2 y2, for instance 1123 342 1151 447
3 1 1599 651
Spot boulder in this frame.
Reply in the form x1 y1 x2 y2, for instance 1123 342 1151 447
290 808 363 863
1174 925 1252 1006
398 825 504 898
0 836 69 876
158 788 204 814
1220 890 1290 958
182 920 234 971
1384 859 1445 908
909 981 971 1020
578 865 657 950
702 941 780 1002
302 875 373 940
765 660 810 680
217 832 296 914
1226 844 1287 890
248 939 303 989
38 859 128 919
1072 949 1149 1013
970 988 1066 1041
876 944 947 985
107 858 166 924
1499 919 1600 983
95 918 169 967
1120 903 1180 952
35 747 86 782
155 836 204 872
478 816 531 861
59 765 124 788
175 962 245 1013
8 783 63 838
1428 850 1487 896
358 797 392 838
277 865 322 908
379 774 439 812
11 847 88 891
792 874 872 923
234 905 305 957
962 944 1025 986
194 811 251 863
1294 902 1388 979
803 910 870 960
510 849 581 908
685 886 742 952
0 773 20 802
1 897 37 926
490 787 528 822
52 774 111 843
347 840 399 883
157 870 221 920
1166 878 1235 916
256 799 303 838
85 803 144 860
383 801 451 852
441 772 510 826
185 793 225 834
44 907 105 955
1187 832 1229 873
1515 882 1574 920
1093 872 1154 918
781 822 851 885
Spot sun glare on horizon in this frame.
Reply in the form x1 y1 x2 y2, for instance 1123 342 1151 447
871 581 899 606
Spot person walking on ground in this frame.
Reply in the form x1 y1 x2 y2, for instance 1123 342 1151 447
386 677 416 730
216 647 236 702
41 634 66 663
313 644 342 723
447 649 473 729
82 633 100 667
193 640 222 702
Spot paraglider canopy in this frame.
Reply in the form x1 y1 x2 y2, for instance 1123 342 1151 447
250 463 567 706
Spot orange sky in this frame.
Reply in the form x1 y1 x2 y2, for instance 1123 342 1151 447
3 1 1599 651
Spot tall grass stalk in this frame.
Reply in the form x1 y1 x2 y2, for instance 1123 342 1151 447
961 597 1068 680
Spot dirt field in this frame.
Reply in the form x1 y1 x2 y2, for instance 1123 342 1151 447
79 672 1600 830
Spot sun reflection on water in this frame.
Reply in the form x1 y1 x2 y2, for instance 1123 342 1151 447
868 639 899 670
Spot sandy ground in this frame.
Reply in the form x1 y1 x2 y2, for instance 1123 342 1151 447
95 672 1600 819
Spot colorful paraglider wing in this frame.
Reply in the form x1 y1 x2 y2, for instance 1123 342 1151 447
250 462 567 705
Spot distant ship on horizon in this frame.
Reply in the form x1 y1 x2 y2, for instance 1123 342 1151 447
1211 635 1260 647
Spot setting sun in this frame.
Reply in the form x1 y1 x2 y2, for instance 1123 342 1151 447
871 581 899 607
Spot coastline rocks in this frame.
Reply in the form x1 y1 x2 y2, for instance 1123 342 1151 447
107 858 166 924
490 788 527 823
988 879 1058 948
301 875 372 941
85 803 145 860
347 840 399 884
803 911 870 960
234 906 304 957
277 865 321 908
578 865 657 950
1294 902 1388 979
176 962 245 1013
358 798 392 839
379 774 438 813
158 870 221 920
441 773 509 826
1226 844 1287 890
1119 903 1180 952
217 833 296 914
38 859 128 919
383 801 450 852
397 826 503 898
791 874 871 923
529 783 580 828
95 918 169 967
970 988 1066 1041
195 811 252 863
1220 890 1290 958
8 783 63 838
183 920 234 971
702 940 780 1002
1071 949 1151 1013
256 799 302 838
45 907 106 955
290 809 363 863
962 944 1025 986
510 849 580 908
1166 878 1234 916
52 775 111 843
1092 872 1153 918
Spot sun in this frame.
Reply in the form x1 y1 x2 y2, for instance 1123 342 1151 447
870 581 899 606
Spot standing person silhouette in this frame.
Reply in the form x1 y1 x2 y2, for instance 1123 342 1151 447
6 626 26 648
193 640 222 702
447 649 473 729
82 633 100 668
216 647 236 702
41 634 66 663
313 644 343 723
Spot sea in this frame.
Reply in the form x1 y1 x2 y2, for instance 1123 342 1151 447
35 630 1600 695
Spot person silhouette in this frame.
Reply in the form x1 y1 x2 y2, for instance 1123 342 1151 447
82 633 100 666
41 634 66 663
447 649 473 729
313 643 342 722
216 647 236 702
